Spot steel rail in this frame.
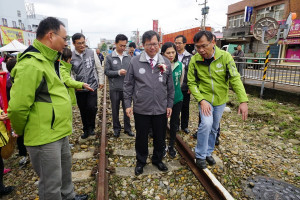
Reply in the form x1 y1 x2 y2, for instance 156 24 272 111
176 135 234 200
97 77 109 200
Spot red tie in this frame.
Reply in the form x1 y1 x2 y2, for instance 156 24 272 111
149 58 154 69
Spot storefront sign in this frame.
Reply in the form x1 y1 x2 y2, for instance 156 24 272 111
244 6 253 22
288 19 300 37
0 26 24 45
278 38 300 44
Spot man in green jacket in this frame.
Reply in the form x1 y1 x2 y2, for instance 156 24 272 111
8 17 88 200
187 31 248 169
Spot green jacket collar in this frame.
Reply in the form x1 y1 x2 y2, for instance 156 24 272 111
32 39 60 62
60 60 72 69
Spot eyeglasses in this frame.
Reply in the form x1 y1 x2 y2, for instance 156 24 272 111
175 42 184 45
145 43 159 48
75 41 86 46
53 32 67 42
195 42 211 50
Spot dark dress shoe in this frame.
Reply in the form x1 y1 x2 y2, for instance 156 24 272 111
215 136 220 146
152 162 168 172
182 128 190 134
89 129 95 136
125 131 135 137
168 146 177 158
135 166 143 175
73 194 88 200
0 186 14 196
206 156 216 166
114 131 120 137
81 131 89 139
196 158 207 169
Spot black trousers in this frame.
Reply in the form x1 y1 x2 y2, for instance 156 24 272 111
76 90 98 131
180 90 190 130
134 113 167 166
17 136 27 156
169 101 182 147
109 90 131 133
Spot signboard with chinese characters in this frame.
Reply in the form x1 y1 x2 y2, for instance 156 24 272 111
0 26 24 45
244 6 253 22
278 38 300 45
153 20 158 33
288 19 300 37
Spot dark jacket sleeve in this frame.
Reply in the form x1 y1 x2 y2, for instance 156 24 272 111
123 61 135 109
166 62 174 108
104 56 119 78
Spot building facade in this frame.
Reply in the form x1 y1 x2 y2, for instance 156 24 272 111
0 0 68 47
222 0 300 62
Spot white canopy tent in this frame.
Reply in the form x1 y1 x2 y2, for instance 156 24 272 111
0 40 28 52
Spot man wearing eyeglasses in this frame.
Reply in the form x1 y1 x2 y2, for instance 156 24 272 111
188 31 248 169
71 33 104 139
124 30 174 176
105 34 134 138
174 35 192 134
8 17 88 200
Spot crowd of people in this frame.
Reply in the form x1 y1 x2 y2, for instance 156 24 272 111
0 16 248 199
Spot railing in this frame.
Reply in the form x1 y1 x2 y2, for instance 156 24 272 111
235 57 300 88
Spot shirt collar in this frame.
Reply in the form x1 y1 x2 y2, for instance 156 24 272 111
75 49 85 56
145 53 158 63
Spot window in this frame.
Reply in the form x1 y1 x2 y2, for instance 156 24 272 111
21 23 25 30
255 3 285 22
228 14 244 28
17 10 21 17
28 25 32 31
12 21 17 28
2 18 7 26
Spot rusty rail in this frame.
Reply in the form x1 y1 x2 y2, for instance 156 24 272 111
97 77 108 200
176 135 234 200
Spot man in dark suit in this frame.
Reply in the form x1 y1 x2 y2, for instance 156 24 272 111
124 31 174 175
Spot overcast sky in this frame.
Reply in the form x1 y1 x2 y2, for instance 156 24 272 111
28 0 240 48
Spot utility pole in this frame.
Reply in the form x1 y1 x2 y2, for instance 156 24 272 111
196 0 209 30
203 0 207 30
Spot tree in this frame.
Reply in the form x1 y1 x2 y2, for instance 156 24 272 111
101 43 107 52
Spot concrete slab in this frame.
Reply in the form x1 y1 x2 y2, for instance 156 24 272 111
113 148 154 157
78 135 96 144
73 151 94 160
118 133 135 139
213 154 224 169
72 170 93 182
115 160 182 177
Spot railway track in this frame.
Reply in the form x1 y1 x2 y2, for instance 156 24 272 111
95 78 234 200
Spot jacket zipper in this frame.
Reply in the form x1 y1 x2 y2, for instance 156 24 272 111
51 108 55 129
208 64 215 105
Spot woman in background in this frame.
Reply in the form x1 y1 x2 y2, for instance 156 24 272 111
161 42 184 158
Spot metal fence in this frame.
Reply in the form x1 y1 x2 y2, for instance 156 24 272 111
236 57 300 88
